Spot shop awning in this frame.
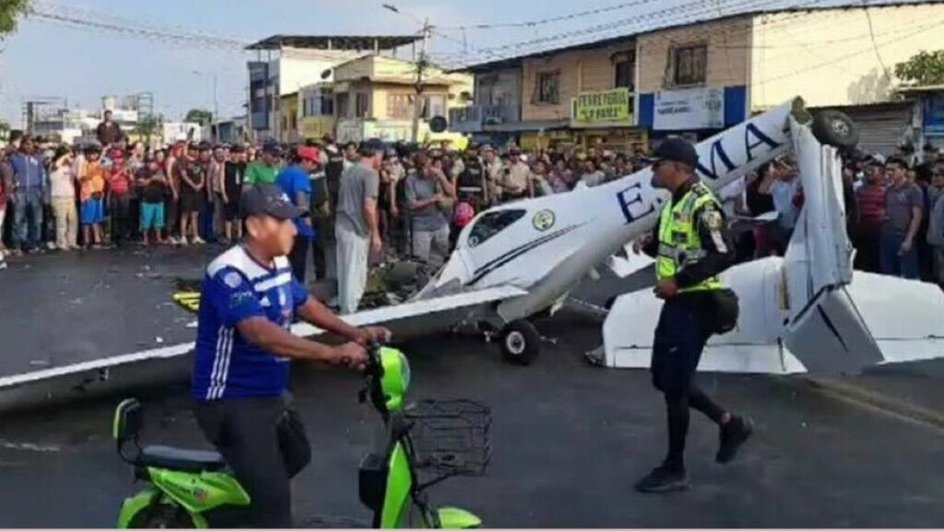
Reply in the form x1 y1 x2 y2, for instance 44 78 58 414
482 119 570 133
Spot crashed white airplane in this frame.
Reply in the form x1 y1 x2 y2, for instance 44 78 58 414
2 97 939 411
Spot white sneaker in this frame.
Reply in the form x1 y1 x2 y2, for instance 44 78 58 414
192 236 206 245
179 237 189 247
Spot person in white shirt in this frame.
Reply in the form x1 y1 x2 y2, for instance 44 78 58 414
48 147 79 250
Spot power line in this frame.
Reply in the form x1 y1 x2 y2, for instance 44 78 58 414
861 0 891 79
442 0 822 65
750 15 941 88
438 0 665 30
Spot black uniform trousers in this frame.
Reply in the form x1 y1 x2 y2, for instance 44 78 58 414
651 293 726 470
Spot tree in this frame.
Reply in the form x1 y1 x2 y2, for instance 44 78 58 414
894 50 944 87
135 113 163 144
184 108 213 126
0 119 9 142
0 0 30 40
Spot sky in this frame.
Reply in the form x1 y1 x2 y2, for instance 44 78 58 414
0 0 919 126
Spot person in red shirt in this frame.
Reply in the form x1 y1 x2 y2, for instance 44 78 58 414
855 161 887 273
107 148 133 247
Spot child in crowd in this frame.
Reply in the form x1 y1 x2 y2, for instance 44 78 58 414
107 149 134 247
138 160 167 246
79 145 107 248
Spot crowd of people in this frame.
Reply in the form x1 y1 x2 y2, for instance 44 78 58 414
0 113 941 298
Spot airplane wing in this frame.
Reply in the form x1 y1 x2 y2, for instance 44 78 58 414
291 285 528 340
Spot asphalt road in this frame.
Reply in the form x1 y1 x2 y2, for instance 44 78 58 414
0 246 213 376
0 313 942 528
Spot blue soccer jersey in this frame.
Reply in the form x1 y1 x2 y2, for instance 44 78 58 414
192 245 309 401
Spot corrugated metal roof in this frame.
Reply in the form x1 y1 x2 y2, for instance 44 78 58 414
453 0 939 73
246 35 421 51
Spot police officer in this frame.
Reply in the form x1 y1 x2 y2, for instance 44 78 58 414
634 138 753 493
192 184 389 526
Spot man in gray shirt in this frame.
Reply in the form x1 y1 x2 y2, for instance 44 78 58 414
405 154 454 268
335 140 383 314
880 157 923 280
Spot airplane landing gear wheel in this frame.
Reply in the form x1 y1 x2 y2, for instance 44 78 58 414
811 110 859 149
500 320 540 365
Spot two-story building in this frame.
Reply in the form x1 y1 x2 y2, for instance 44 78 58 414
332 55 472 145
457 1 944 155
297 82 336 141
640 1 944 152
245 35 421 141
451 39 646 151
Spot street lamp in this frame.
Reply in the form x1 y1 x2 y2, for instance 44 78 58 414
191 70 219 130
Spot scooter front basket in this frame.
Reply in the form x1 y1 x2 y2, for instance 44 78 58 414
405 399 491 477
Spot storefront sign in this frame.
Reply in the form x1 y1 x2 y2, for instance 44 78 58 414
923 94 944 136
572 88 632 125
653 87 725 131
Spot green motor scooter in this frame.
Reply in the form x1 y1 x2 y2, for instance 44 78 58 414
114 344 490 528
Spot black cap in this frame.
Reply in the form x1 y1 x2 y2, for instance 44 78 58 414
651 137 698 168
240 184 308 220
261 142 282 156
358 138 385 155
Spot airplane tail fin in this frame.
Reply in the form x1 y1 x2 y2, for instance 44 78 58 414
779 117 944 375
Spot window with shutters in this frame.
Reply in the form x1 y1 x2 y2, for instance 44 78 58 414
615 58 635 90
424 94 446 119
388 93 412 120
336 93 350 118
534 71 560 105
355 92 369 118
672 44 708 86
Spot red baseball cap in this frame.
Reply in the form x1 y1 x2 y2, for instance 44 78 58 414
298 146 320 162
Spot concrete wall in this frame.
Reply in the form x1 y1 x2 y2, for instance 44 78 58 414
279 93 299 143
750 3 944 111
475 67 521 107
636 16 752 94
521 41 635 122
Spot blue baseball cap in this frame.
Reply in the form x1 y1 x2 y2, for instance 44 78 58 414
240 184 307 220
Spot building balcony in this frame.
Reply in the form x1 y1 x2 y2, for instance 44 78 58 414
448 103 521 133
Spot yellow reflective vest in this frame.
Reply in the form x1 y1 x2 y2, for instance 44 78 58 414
656 182 725 293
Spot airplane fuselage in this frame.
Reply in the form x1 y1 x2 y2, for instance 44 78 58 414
426 98 804 323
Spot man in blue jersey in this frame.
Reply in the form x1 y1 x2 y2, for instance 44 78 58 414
192 183 388 527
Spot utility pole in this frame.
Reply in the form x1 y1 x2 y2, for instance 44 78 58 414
412 18 430 144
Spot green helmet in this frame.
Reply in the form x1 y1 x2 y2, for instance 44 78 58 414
378 347 411 412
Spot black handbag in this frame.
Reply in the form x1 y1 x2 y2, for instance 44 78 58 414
710 288 740 335
277 407 312 478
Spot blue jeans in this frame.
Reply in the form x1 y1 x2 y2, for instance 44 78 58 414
880 231 919 280
13 188 44 251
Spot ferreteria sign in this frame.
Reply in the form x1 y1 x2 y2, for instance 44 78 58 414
572 87 632 126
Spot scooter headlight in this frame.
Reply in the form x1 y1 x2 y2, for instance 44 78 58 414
379 347 410 412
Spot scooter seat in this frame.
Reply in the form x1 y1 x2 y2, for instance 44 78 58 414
140 445 226 472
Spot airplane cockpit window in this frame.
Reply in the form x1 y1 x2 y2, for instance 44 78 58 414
466 209 526 248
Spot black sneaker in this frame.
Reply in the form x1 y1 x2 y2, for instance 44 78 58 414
717 416 754 463
635 465 689 493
